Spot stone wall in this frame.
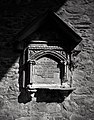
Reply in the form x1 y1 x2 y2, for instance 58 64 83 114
0 0 94 120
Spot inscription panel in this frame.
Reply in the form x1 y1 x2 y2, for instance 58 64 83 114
33 57 60 85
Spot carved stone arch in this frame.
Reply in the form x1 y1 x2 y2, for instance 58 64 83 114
31 50 67 62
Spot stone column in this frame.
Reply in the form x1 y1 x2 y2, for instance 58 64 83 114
23 70 25 88
64 61 67 81
29 60 36 84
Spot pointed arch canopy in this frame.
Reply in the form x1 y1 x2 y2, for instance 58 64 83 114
31 50 67 62
15 10 82 53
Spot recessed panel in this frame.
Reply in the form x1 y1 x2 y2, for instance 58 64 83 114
32 57 60 85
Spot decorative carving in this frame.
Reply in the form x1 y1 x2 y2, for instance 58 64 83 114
30 50 67 62
20 42 74 91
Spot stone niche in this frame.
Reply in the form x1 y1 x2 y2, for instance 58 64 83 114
17 10 82 102
23 42 68 88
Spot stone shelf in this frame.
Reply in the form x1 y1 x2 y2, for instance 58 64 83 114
26 84 76 102
26 84 76 91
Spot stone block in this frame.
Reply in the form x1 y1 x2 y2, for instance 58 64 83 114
46 103 61 113
31 102 47 112
0 116 13 120
70 114 87 120
55 117 63 120
74 87 92 95
15 116 40 120
42 114 53 120
0 97 4 109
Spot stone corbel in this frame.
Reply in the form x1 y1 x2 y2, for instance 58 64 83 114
26 84 37 101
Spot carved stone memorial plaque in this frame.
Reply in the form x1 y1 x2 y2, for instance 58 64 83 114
33 57 60 85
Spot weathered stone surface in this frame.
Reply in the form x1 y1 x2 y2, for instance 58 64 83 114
54 117 63 120
74 87 92 95
46 103 61 113
0 0 94 120
70 114 87 120
0 115 13 120
41 114 53 120
31 102 47 113
62 100 78 112
0 97 4 109
15 116 39 120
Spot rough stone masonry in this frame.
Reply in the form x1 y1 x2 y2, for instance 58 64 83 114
0 0 94 120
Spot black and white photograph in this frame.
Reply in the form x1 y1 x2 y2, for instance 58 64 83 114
0 0 94 120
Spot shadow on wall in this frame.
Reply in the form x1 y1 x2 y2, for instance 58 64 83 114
18 88 72 103
0 46 20 82
0 0 67 13
0 0 68 103
0 0 67 81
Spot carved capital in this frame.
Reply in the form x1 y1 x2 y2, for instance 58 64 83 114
27 60 36 65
